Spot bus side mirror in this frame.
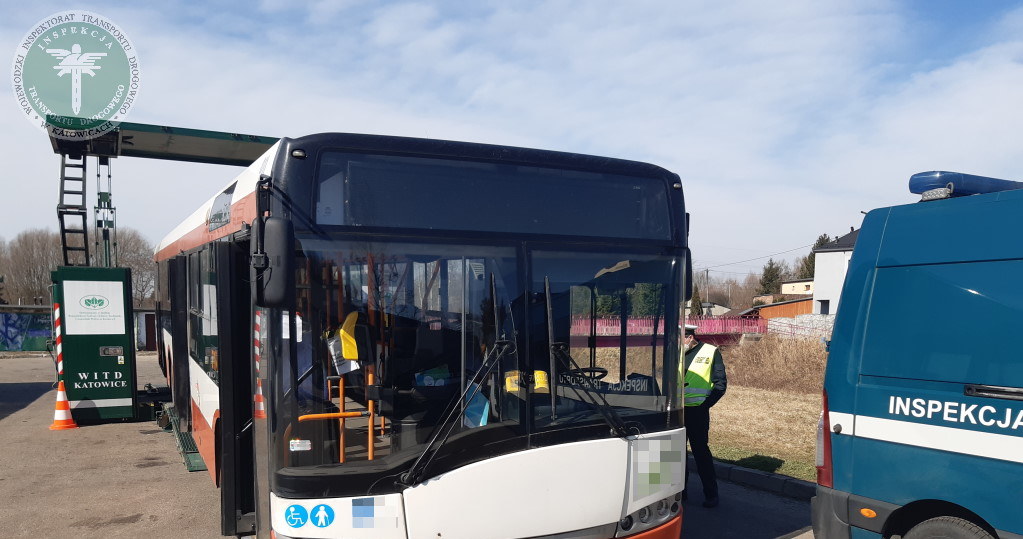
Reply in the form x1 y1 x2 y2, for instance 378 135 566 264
262 217 294 307
684 247 693 302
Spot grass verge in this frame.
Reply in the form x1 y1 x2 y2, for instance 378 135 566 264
705 384 820 482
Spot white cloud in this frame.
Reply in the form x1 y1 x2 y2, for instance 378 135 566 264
1 1 1021 279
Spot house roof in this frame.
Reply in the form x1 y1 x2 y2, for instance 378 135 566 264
733 296 814 317
781 278 813 284
814 228 859 253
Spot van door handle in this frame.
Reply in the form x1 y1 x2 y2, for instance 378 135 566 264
964 384 1023 402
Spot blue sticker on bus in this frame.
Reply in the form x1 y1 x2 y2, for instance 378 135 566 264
285 505 308 527
311 504 335 528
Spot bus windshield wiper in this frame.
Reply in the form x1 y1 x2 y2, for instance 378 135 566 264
397 273 511 489
545 277 632 439
396 339 513 488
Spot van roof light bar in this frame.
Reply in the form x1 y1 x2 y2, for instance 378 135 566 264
910 171 1023 200
919 185 953 201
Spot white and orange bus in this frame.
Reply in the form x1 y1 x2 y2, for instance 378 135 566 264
155 132 689 538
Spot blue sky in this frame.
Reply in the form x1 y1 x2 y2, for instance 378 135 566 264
3 1 1023 277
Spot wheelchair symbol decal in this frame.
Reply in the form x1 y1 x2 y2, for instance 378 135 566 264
285 504 308 527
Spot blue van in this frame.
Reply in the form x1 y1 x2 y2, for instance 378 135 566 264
813 172 1023 539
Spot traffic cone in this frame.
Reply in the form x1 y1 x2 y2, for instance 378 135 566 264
49 380 78 430
253 378 267 419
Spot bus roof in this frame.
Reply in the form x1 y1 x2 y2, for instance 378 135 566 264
286 132 677 179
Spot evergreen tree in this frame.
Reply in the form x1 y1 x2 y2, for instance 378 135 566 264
629 283 663 317
758 258 784 295
689 282 704 317
795 233 832 279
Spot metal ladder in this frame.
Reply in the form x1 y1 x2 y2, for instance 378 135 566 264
94 156 117 267
56 154 90 266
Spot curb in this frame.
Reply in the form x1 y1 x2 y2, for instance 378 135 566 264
688 454 816 501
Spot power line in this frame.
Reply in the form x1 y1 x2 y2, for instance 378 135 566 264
696 242 814 271
703 269 758 276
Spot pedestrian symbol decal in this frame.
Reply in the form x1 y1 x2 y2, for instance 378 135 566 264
285 504 308 527
312 504 335 527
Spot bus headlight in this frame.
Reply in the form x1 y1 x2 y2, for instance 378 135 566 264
656 499 670 516
617 493 680 536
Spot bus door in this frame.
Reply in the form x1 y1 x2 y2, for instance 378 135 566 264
214 242 256 536
169 255 191 430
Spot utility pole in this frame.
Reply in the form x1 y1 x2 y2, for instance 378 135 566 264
705 269 711 313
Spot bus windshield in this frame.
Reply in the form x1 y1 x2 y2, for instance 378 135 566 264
266 235 681 496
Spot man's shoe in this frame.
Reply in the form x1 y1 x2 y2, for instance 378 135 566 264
702 496 719 508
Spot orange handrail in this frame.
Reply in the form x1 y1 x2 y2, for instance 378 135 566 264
337 378 346 463
367 366 376 460
298 410 367 422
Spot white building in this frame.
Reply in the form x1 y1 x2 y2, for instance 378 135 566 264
781 278 814 295
812 229 858 315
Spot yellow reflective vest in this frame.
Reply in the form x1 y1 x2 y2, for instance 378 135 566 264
681 342 717 407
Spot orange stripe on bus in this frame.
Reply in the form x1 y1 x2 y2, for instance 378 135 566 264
155 191 257 261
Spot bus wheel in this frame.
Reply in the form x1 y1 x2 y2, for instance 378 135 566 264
904 517 993 539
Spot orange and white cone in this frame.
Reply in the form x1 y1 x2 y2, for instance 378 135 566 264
253 378 267 419
49 380 78 430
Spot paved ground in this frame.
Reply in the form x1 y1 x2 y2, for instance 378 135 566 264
0 351 815 538
0 352 219 538
681 479 812 538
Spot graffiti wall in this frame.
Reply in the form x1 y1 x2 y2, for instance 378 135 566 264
0 310 51 351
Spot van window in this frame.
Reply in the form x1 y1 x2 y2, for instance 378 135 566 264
861 260 1023 387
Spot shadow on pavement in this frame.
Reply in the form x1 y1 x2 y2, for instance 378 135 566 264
733 454 785 473
0 382 56 422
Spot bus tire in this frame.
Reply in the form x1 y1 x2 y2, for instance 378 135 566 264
904 516 994 539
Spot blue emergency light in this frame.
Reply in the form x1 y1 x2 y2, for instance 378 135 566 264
909 171 1023 200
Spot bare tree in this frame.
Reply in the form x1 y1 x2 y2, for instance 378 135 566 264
699 272 762 311
1 227 154 308
729 273 761 310
116 228 156 308
4 229 62 305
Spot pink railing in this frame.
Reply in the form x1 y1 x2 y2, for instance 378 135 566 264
569 316 766 335
687 316 767 334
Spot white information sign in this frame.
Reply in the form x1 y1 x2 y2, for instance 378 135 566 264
64 280 126 335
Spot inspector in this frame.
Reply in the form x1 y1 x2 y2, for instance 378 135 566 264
681 323 727 508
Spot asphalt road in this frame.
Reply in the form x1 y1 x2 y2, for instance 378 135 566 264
0 352 219 538
0 351 814 538
681 480 812 538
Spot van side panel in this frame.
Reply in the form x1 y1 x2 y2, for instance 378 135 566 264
862 261 1023 386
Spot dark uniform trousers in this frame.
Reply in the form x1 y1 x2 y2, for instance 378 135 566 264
684 403 718 500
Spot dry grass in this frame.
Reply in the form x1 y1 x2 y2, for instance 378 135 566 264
699 335 827 481
723 334 826 394
707 385 820 481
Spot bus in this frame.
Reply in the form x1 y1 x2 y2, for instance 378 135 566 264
155 133 690 539
813 171 1023 539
